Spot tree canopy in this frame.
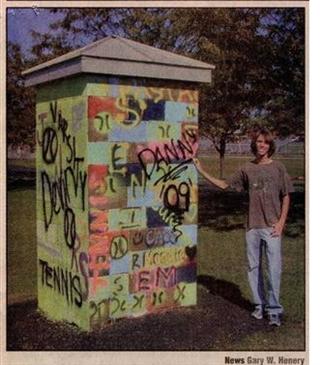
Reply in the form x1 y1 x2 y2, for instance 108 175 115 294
7 42 35 148
8 8 305 175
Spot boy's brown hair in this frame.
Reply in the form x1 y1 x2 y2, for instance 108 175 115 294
250 128 276 157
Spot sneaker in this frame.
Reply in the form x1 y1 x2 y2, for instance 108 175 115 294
268 314 281 327
251 307 263 320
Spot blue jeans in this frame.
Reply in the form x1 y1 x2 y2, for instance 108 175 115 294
246 228 283 315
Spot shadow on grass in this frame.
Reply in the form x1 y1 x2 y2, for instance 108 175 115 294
198 274 253 312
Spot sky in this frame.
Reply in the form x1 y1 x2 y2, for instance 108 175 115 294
7 8 62 56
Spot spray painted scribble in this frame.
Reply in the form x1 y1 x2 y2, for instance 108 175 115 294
36 79 198 330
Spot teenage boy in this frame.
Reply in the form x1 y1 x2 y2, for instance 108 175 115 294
193 128 294 326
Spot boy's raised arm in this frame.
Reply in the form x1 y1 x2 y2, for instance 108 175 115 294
193 158 229 190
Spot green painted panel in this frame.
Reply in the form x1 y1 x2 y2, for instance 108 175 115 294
36 76 87 102
36 83 89 330
174 282 197 306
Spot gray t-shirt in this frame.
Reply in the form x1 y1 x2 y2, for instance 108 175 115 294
226 160 294 229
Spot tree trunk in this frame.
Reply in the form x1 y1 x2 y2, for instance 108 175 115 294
219 153 225 179
219 138 226 179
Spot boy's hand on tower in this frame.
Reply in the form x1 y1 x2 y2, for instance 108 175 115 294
192 158 202 171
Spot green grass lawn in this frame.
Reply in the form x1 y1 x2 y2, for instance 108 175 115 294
8 159 35 169
7 188 37 302
7 155 305 349
199 155 305 179
198 227 305 350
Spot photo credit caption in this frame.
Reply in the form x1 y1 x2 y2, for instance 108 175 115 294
224 356 306 365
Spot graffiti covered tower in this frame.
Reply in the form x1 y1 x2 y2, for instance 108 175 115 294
23 36 214 330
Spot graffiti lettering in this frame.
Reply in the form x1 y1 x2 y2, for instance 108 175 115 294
39 259 82 307
156 267 177 288
182 124 198 145
114 207 145 230
155 161 190 186
132 250 176 272
89 299 109 329
110 235 128 259
79 252 89 301
163 182 190 213
152 291 164 306
138 271 152 291
111 297 127 316
108 176 117 193
110 143 127 176
146 229 166 247
131 253 143 271
138 136 195 181
132 231 144 246
115 95 147 128
132 293 145 310
111 276 125 297
175 284 186 302
186 105 196 118
40 101 87 254
130 170 147 198
64 208 76 249
42 127 58 164
142 228 176 248
133 266 177 292
70 234 81 272
155 207 183 240
144 87 198 103
36 112 48 145
94 112 111 133
41 166 87 241
144 247 187 268
159 125 171 139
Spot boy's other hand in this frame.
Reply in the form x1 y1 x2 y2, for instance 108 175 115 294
271 221 284 237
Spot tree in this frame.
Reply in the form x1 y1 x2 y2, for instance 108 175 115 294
14 8 304 176
258 8 305 137
7 42 36 149
160 8 275 177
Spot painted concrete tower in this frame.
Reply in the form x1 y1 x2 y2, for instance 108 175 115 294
23 36 214 330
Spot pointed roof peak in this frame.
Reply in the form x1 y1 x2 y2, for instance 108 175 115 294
23 36 215 86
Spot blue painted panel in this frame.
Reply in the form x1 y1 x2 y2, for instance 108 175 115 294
176 224 197 246
176 263 197 283
109 121 148 142
142 100 165 121
127 188 158 208
109 255 130 275
165 101 198 123
146 207 168 228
